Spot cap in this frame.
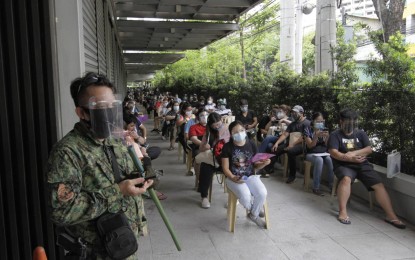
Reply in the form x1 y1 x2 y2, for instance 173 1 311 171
292 105 304 113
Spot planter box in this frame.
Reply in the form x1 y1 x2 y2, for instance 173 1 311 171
351 164 415 225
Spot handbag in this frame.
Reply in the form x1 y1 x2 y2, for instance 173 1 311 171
195 149 217 166
387 150 401 178
96 212 138 260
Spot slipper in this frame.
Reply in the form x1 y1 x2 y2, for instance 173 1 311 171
337 216 351 225
385 219 406 229
156 191 167 200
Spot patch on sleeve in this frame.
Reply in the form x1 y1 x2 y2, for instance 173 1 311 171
57 184 75 203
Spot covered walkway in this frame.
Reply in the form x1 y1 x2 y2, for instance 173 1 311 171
139 116 415 260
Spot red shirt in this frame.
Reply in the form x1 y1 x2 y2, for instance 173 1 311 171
189 124 206 139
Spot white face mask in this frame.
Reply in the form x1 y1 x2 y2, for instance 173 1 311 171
233 131 247 142
240 105 248 112
185 111 193 117
199 116 208 124
219 105 226 110
173 106 179 112
207 100 213 105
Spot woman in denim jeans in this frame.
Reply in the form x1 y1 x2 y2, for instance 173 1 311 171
304 112 334 196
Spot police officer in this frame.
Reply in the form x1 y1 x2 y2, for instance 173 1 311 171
48 72 153 259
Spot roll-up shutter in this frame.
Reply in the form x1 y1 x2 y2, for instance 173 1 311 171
106 13 113 81
83 0 98 73
96 0 106 76
112 32 117 83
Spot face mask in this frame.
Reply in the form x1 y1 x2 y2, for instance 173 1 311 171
90 108 114 139
277 112 285 119
314 122 325 130
200 102 205 105
185 111 192 117
240 106 248 112
207 100 213 105
199 116 207 124
233 131 247 142
163 102 168 107
219 105 226 110
173 106 179 112
213 123 223 131
292 113 300 121
341 122 355 134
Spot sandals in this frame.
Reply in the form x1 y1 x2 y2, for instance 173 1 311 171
385 219 406 229
337 216 351 225
156 191 167 200
168 146 175 151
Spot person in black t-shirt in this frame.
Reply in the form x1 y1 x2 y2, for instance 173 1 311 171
328 108 405 228
235 99 258 139
271 105 311 184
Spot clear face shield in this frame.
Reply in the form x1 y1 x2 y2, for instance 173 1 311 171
88 94 124 139
340 119 358 135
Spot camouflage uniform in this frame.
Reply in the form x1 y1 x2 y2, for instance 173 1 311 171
48 122 146 259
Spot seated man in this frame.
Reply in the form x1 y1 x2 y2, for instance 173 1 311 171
328 108 405 228
235 99 257 139
272 105 310 183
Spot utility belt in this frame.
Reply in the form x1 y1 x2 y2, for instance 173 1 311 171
56 212 138 260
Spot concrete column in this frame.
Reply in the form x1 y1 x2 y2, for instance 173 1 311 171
280 0 296 70
295 0 304 74
315 0 337 74
54 0 85 138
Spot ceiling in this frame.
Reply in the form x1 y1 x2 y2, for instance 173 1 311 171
112 0 263 81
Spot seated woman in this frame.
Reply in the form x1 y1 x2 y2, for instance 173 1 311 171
304 112 334 196
198 112 230 209
188 108 209 180
222 121 270 228
176 102 195 153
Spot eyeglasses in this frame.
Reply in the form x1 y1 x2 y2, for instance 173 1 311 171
77 74 103 97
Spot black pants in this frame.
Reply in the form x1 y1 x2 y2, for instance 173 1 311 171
275 144 303 178
146 146 161 160
199 162 219 198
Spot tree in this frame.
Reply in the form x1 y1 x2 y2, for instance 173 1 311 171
372 0 405 42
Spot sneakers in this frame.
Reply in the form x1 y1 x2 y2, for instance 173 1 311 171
312 189 325 196
286 177 296 184
161 136 166 141
248 213 265 228
201 198 210 209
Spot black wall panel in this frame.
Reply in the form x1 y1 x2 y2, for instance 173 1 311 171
0 0 58 259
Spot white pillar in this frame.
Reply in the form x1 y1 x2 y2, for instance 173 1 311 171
54 0 85 138
295 0 304 74
315 0 337 74
280 0 296 70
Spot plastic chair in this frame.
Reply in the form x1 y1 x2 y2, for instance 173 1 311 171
226 187 269 232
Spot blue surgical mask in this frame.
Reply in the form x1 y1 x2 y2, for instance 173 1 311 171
314 122 324 130
233 131 247 142
213 123 223 131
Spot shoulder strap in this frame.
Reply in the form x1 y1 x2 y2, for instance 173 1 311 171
104 145 122 183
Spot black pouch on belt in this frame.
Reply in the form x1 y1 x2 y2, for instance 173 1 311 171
96 211 138 260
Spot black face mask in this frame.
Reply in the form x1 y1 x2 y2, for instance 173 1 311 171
90 108 115 139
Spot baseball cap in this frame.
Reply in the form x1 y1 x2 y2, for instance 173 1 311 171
292 105 304 113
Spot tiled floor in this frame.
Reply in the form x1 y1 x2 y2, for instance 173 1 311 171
138 116 415 260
